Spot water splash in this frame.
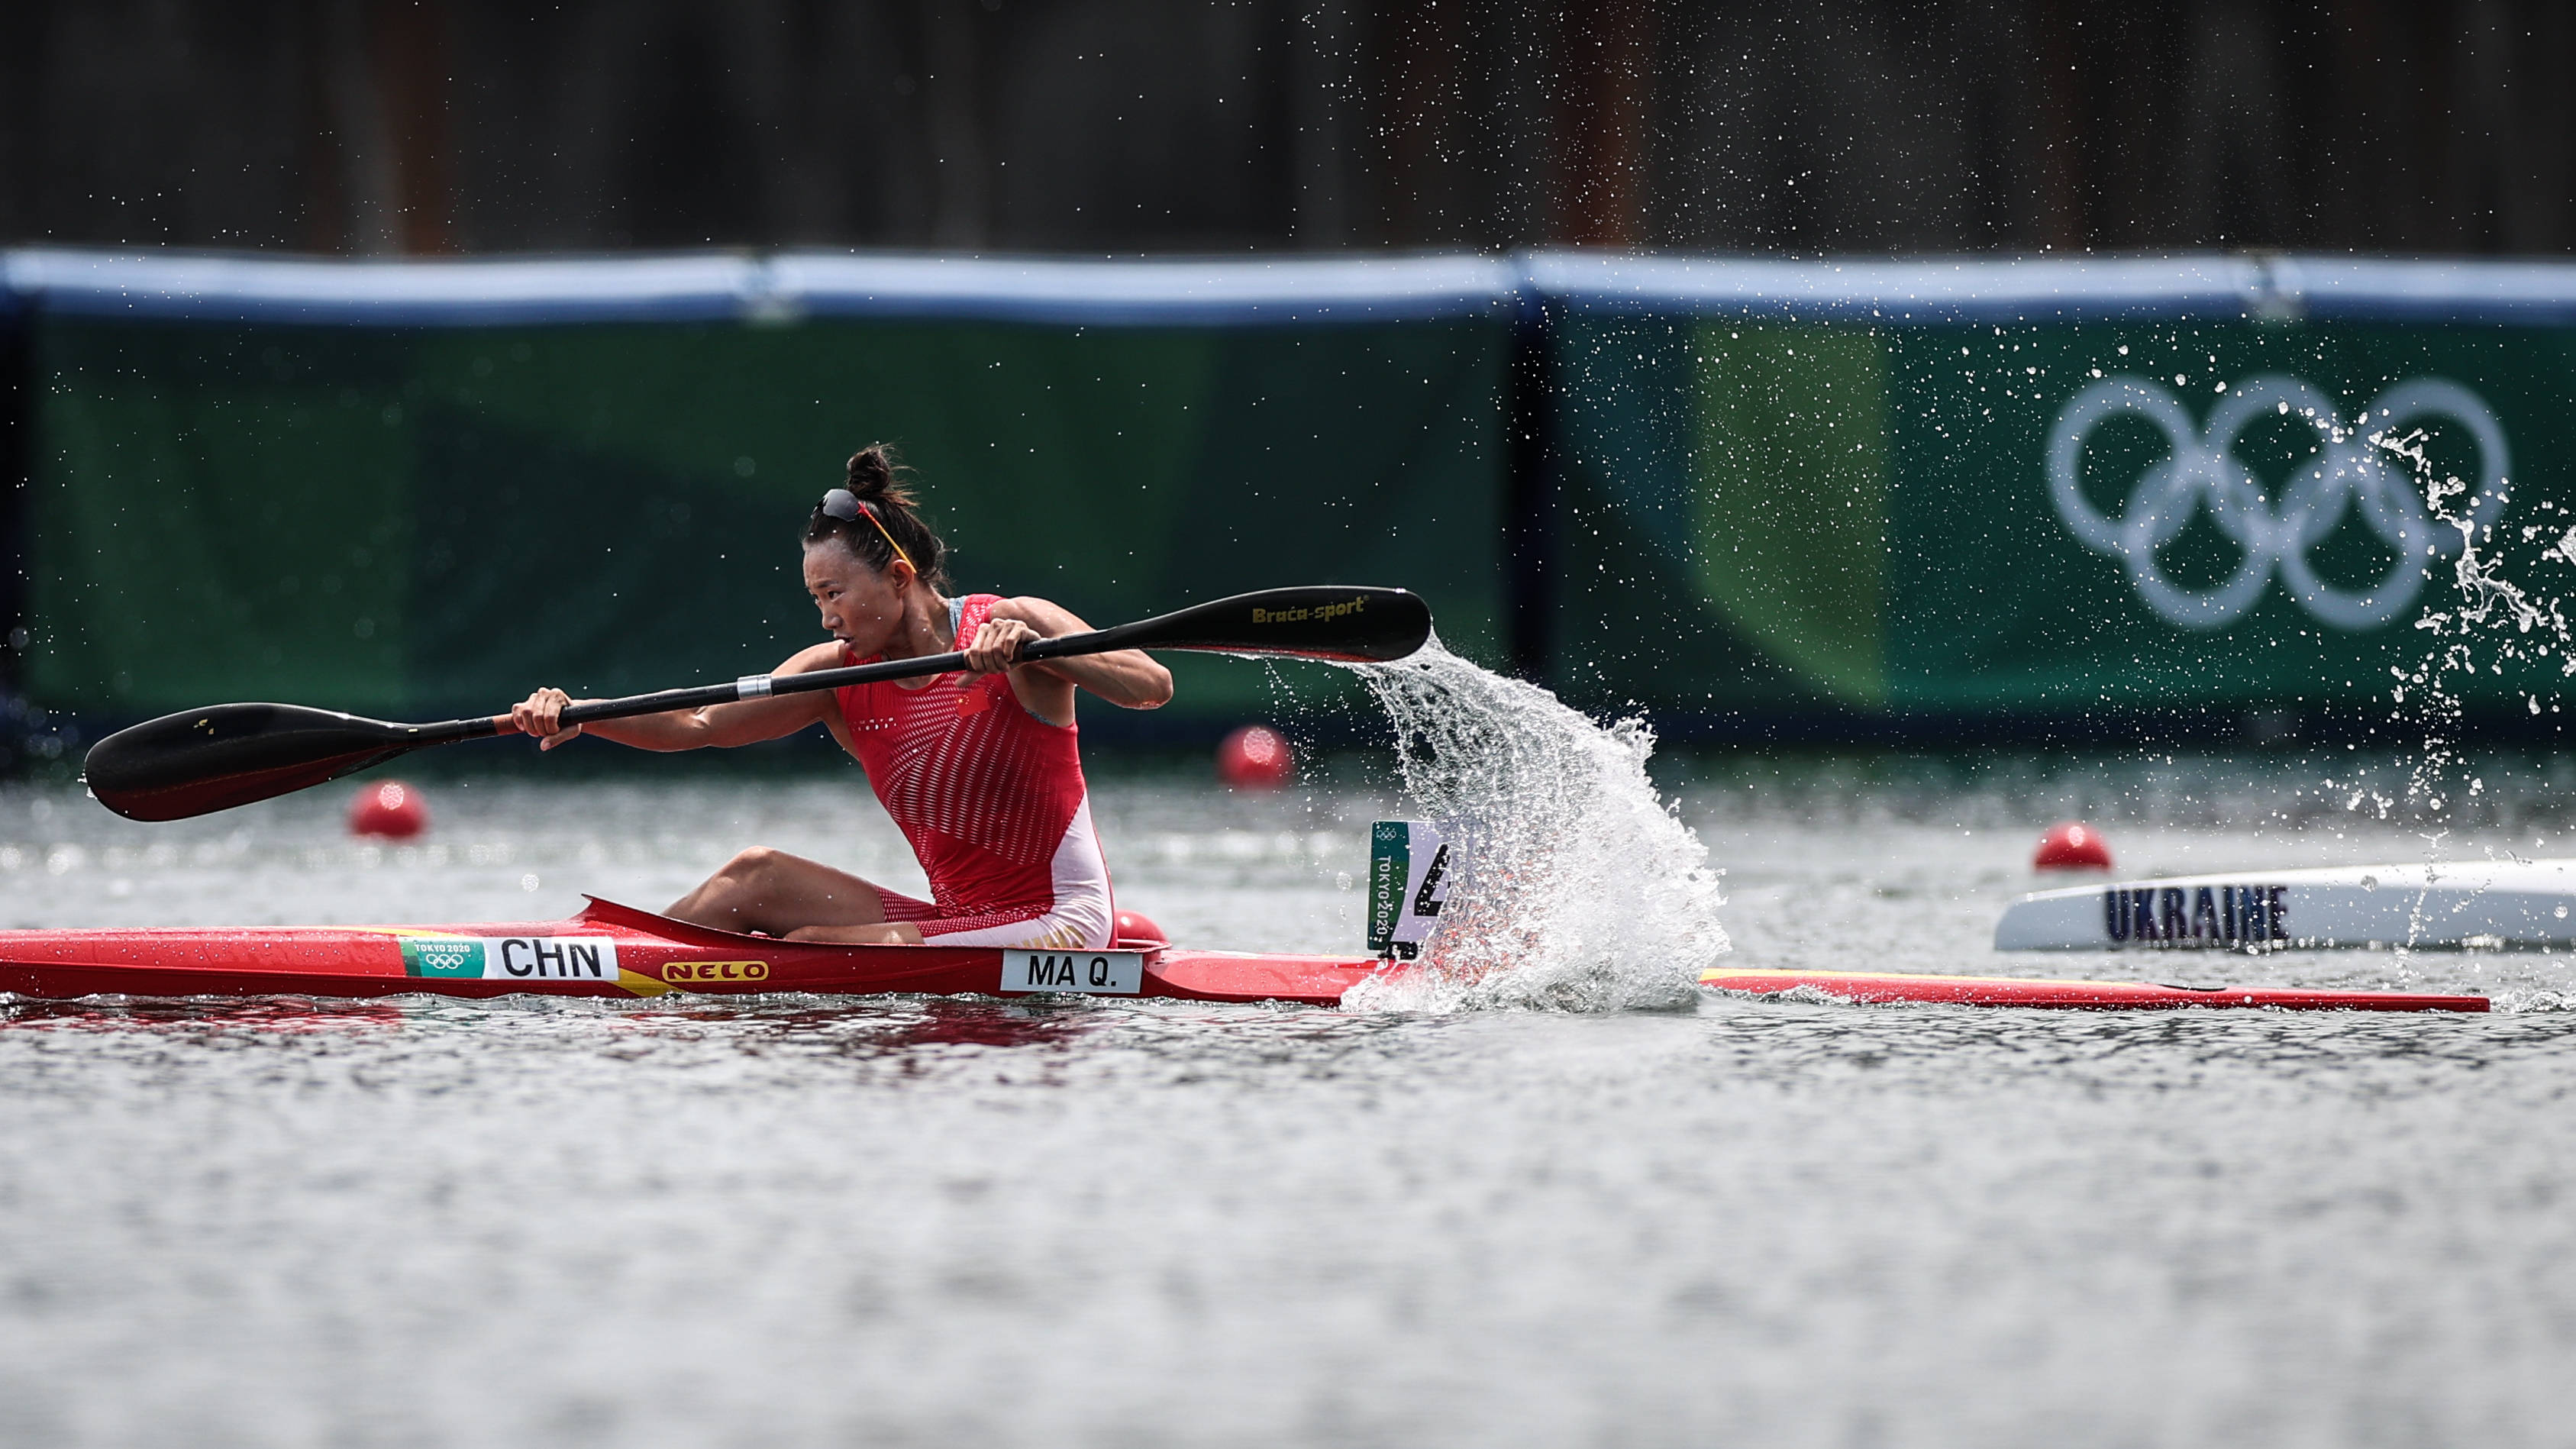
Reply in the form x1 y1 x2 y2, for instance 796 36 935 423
1337 639 1725 1012
2487 986 2576 1013
2378 421 2576 949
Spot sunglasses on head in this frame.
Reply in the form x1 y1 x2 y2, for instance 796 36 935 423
819 489 918 574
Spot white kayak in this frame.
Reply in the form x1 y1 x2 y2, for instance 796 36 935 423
1995 857 2576 951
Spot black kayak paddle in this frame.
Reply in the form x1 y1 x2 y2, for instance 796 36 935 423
83 585 1432 822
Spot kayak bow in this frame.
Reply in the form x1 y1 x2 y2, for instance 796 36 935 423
1699 965 2487 1012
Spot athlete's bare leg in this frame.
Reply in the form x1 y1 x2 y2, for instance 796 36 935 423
665 847 926 944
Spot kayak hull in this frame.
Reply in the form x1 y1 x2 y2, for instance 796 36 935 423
1700 966 2487 1012
0 896 1395 1008
0 900 2490 1012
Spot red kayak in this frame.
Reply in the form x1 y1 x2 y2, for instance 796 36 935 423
1699 965 2488 1012
0 896 1396 1007
0 902 2491 1012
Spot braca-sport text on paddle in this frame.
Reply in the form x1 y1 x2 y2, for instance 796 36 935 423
83 586 1432 822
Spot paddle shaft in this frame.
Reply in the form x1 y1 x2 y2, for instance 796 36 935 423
499 589 1395 737
492 633 1105 737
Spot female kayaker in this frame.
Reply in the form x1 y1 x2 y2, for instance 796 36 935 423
508 444 1171 947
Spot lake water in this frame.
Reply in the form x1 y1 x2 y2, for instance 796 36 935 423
2 747 2574 1447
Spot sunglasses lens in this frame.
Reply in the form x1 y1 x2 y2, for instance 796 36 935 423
817 488 915 573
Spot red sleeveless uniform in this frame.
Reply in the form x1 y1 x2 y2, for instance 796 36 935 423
834 594 1114 948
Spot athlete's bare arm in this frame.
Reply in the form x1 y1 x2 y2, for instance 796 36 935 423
508 642 848 751
970 596 1173 726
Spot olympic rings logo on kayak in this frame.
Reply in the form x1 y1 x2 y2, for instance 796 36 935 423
2045 375 2510 631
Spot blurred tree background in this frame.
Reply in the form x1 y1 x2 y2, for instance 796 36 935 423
1 0 2568 258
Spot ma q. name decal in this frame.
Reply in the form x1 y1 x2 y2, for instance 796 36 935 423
2047 376 2510 631
999 949 1144 995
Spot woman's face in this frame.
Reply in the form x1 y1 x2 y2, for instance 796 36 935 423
805 540 909 653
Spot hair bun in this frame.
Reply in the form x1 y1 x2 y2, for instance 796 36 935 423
844 444 910 503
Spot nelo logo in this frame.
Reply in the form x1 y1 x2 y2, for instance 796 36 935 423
662 960 770 983
2046 376 2510 630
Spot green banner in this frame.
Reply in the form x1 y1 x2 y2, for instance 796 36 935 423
28 316 1505 726
1551 314 2576 720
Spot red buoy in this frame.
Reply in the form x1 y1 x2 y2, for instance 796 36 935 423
1113 909 1168 948
2033 821 2112 871
1215 724 1293 789
348 779 430 839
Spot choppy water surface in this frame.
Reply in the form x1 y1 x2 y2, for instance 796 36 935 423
5 752 2576 1447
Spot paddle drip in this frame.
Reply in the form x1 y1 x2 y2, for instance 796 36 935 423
1338 639 1725 1012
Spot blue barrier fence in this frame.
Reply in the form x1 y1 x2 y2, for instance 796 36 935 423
8 248 2576 757
0 249 1523 327
19 248 2574 328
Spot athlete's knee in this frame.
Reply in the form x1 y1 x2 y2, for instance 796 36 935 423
718 846 789 882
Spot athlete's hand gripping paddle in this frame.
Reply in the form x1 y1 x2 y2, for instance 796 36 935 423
82 586 1432 822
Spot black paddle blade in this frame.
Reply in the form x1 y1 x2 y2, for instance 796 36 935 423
82 704 448 822
1088 586 1433 663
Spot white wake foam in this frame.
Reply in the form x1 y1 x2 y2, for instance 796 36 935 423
1337 640 1725 1012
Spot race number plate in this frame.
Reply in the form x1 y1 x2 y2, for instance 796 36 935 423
1367 821 1456 959
999 949 1144 995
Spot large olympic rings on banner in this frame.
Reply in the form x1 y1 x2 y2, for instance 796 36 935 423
2046 374 2510 631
